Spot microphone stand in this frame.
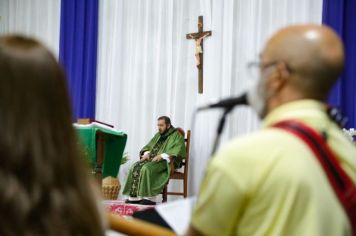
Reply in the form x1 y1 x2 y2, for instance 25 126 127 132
211 106 233 156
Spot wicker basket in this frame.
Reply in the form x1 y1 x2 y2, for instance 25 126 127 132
102 176 121 200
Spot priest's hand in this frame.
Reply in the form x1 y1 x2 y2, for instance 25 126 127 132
152 155 162 162
140 152 150 162
140 155 149 162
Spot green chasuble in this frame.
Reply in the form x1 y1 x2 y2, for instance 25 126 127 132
123 127 186 197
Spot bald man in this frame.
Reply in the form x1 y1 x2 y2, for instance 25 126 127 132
186 25 356 236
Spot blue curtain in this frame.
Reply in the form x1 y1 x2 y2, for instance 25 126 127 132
322 0 356 128
59 0 99 119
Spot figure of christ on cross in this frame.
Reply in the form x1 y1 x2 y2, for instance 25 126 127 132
186 16 212 94
188 32 210 69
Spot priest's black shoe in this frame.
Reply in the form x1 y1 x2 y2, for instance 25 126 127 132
125 199 141 204
139 199 157 205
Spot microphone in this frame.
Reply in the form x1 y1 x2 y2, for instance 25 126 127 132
197 92 248 111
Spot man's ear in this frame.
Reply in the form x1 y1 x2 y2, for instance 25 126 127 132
268 62 289 92
277 62 290 79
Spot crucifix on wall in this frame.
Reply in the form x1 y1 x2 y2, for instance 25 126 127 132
186 16 212 94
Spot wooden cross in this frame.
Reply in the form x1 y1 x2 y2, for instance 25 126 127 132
186 16 212 94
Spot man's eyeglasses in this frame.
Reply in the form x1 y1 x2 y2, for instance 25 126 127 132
246 60 293 80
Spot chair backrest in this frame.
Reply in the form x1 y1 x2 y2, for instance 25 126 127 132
176 127 185 137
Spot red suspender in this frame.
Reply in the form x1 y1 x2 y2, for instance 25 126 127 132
273 120 356 235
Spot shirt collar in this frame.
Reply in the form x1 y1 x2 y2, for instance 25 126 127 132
262 99 328 128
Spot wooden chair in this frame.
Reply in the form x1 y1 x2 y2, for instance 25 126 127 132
162 129 191 202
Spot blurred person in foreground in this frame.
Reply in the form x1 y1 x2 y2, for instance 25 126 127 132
0 35 105 236
187 24 356 236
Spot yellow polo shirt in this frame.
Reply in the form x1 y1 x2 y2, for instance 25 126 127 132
192 100 356 236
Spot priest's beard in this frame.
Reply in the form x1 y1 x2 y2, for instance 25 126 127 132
159 126 170 135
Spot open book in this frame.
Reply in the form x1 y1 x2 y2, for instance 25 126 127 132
73 121 122 133
133 197 196 235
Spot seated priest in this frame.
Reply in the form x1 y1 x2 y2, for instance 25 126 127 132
123 116 186 205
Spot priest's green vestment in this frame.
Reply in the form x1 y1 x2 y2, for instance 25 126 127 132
123 127 186 197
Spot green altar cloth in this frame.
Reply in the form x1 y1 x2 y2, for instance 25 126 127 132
75 124 127 178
